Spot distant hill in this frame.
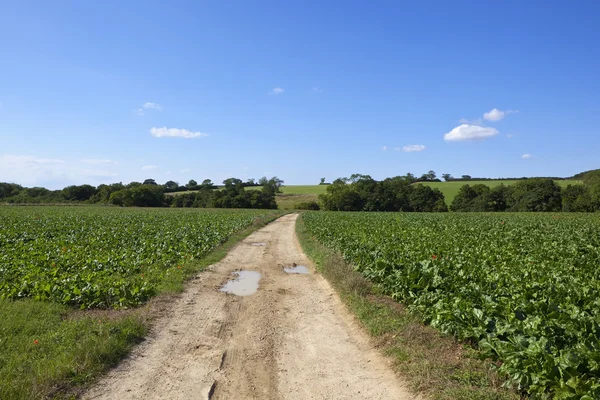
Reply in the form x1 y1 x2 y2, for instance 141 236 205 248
421 179 582 205
571 169 600 182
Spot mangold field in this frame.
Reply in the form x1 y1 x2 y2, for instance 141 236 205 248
2 206 600 398
302 211 600 398
0 207 277 309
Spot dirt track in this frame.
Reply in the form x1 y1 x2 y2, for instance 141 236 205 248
84 213 416 400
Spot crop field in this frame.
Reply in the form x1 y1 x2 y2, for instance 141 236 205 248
421 180 582 205
302 211 600 398
0 206 277 309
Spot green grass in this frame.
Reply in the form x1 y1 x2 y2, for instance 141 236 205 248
279 185 328 195
0 299 146 400
275 194 319 210
421 179 582 204
295 214 518 400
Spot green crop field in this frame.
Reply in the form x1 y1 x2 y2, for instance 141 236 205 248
421 179 582 205
0 207 277 309
302 211 600 398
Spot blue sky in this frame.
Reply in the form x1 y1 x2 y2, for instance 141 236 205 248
1 1 599 189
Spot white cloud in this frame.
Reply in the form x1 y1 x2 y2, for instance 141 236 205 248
142 165 158 171
142 102 163 111
150 127 209 139
400 144 426 152
312 87 323 93
483 108 504 121
81 158 118 165
483 108 518 121
521 153 532 159
507 133 514 139
444 124 499 141
381 145 388 151
135 108 144 116
270 87 285 95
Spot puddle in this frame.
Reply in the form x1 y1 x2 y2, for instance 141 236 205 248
284 264 310 274
219 271 261 296
250 242 266 246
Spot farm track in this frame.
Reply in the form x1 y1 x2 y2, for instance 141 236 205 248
83 213 415 400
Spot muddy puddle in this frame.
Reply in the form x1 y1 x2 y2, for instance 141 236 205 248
284 264 310 274
219 271 261 296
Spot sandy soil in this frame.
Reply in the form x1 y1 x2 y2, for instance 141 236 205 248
84 213 416 400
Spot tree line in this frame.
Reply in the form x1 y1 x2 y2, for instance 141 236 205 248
318 174 448 212
450 174 600 212
0 176 284 209
318 171 600 212
3 169 600 212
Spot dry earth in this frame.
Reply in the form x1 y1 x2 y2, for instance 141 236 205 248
84 213 416 400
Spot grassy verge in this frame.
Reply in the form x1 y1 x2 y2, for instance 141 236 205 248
0 211 285 399
0 300 145 399
295 215 520 400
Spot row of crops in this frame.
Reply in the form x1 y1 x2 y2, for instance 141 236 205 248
302 212 600 399
0 207 276 308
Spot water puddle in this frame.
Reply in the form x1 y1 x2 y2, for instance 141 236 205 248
284 264 310 274
250 242 266 246
219 271 261 296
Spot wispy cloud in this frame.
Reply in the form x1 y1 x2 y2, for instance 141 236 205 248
135 102 163 116
312 87 323 93
180 168 191 173
270 87 285 95
150 127 209 139
0 155 118 188
483 108 518 122
142 165 158 171
142 102 163 111
81 158 118 165
0 155 65 167
398 144 426 152
80 169 118 179
521 153 532 159
381 145 388 151
444 124 499 141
